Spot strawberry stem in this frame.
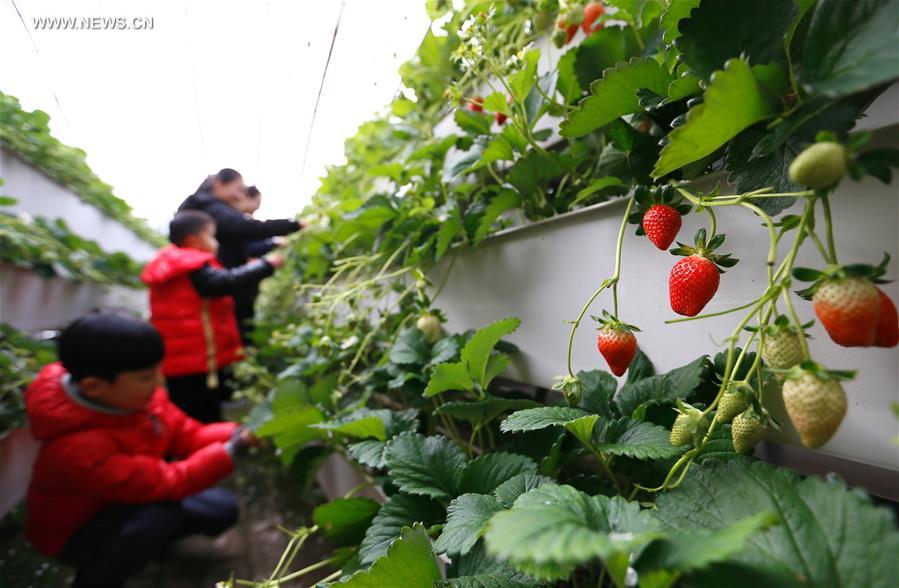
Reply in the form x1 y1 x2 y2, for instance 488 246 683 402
820 192 838 264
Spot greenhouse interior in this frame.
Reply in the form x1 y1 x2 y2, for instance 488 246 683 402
1 0 898 587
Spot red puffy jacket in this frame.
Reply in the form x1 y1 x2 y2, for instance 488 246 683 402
25 363 238 556
141 245 243 379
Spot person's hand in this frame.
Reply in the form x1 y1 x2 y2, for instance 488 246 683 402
271 236 289 247
265 253 285 268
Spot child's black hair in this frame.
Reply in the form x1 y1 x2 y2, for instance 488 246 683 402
215 168 242 184
169 210 215 246
246 185 261 198
58 310 164 382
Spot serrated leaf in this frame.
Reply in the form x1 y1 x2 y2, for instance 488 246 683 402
616 356 708 417
442 542 539 587
507 150 567 196
573 26 641 91
389 328 432 365
483 92 507 114
564 414 599 447
660 0 700 42
500 406 589 433
509 49 540 103
434 395 539 426
438 576 539 588
336 524 439 587
314 414 387 441
577 369 618 417
626 349 656 383
425 361 474 397
384 432 466 499
570 176 626 207
255 404 326 465
359 495 445 564
800 0 899 98
636 512 779 577
654 459 899 587
474 191 520 245
556 47 582 104
458 452 537 495
460 317 521 388
561 58 673 138
492 473 554 508
313 497 381 546
484 484 659 581
592 417 683 460
675 0 796 79
653 58 779 179
437 216 463 260
434 493 503 556
455 109 493 135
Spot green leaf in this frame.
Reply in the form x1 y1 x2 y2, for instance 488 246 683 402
626 349 656 383
563 414 598 447
434 494 503 556
675 0 796 79
573 26 641 91
492 473 554 508
335 525 440 587
384 432 466 499
577 369 618 417
438 576 539 588
474 190 520 245
800 0 899 98
460 317 521 388
660 0 700 42
561 58 673 138
507 150 566 196
359 495 445 564
313 498 381 546
389 328 432 365
455 109 494 135
592 417 683 460
484 484 659 581
500 406 589 433
556 47 582 104
458 452 537 495
636 512 779 578
0 196 17 206
434 395 539 426
483 92 508 113
652 58 779 178
442 543 540 587
616 357 708 417
570 176 626 207
425 361 474 397
255 404 326 465
509 49 540 103
654 459 899 587
436 215 463 260
345 409 420 469
314 414 387 441
470 136 514 171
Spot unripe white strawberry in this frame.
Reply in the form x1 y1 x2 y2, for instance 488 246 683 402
782 369 847 449
416 313 444 343
788 142 847 188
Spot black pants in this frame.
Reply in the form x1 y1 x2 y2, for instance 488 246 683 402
166 369 233 423
57 488 239 588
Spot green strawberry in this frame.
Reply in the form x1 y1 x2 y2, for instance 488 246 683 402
761 315 807 370
731 408 766 454
670 402 708 446
715 382 750 423
788 141 847 188
781 362 851 449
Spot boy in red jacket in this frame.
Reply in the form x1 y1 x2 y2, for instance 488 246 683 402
141 210 284 422
26 310 257 588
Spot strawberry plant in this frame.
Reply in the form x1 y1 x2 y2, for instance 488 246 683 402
215 0 899 585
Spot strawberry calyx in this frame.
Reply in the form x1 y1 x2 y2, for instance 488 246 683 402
553 374 587 406
669 228 739 273
673 399 710 443
746 314 813 337
628 185 692 236
590 309 640 333
792 252 891 300
779 360 856 383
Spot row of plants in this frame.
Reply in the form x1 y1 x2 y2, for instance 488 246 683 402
0 91 165 247
0 324 55 436
0 193 144 288
219 0 899 585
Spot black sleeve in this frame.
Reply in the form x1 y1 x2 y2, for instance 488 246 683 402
189 260 275 298
246 238 276 258
211 202 301 241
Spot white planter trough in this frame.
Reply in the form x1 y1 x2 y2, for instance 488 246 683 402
433 125 899 497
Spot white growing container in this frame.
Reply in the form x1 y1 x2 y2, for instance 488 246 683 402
432 125 899 492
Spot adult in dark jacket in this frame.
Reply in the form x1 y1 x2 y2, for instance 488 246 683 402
178 168 301 341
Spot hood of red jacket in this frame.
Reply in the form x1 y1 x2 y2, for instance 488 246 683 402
26 363 166 441
141 245 216 286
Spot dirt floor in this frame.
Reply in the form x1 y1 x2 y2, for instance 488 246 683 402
0 450 336 588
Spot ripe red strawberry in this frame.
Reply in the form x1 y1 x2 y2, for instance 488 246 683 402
642 204 682 250
668 229 737 317
495 111 507 125
813 277 880 347
582 2 605 34
593 312 639 376
468 97 484 112
558 19 578 44
874 288 898 347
